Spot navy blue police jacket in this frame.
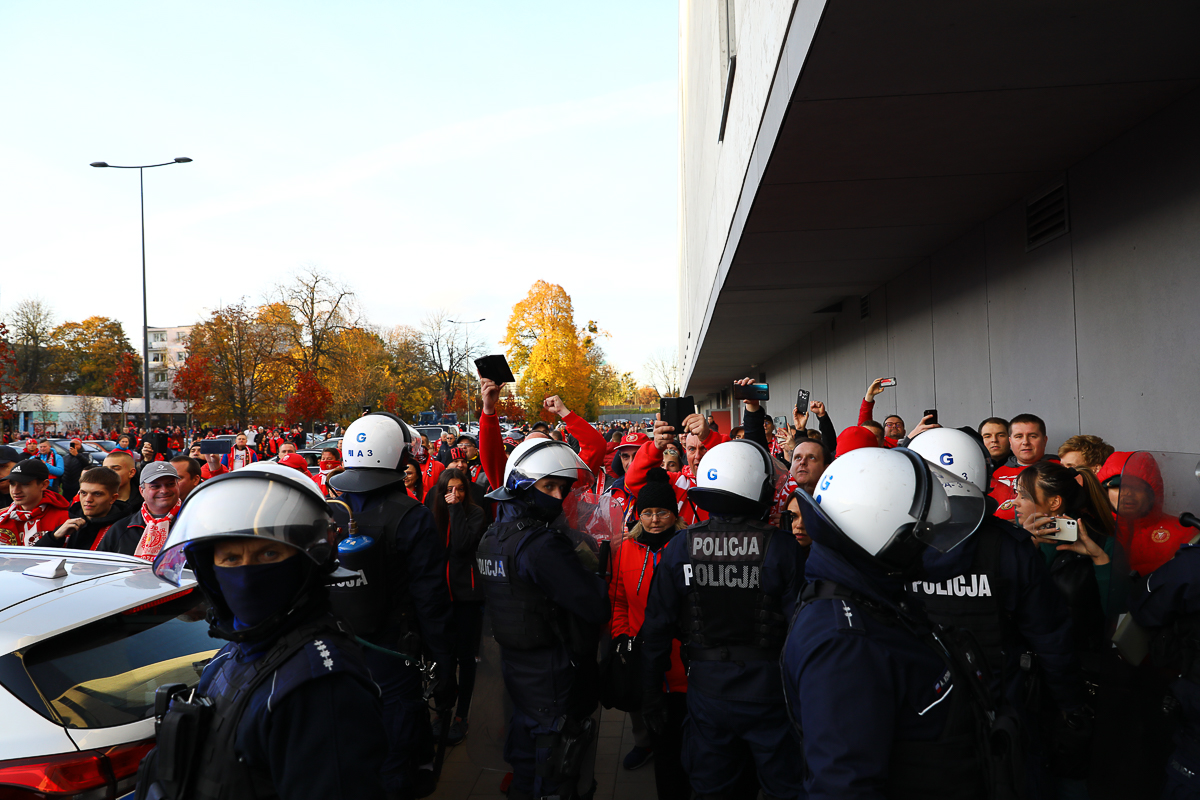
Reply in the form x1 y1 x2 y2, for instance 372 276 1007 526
488 498 609 719
783 543 962 800
640 514 805 703
344 489 455 660
1130 543 1200 731
196 620 388 800
919 514 1085 712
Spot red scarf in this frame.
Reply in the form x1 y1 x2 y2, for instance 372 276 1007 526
135 502 181 562
0 503 40 545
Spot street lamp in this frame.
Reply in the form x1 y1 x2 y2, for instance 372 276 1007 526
447 318 486 426
90 158 193 435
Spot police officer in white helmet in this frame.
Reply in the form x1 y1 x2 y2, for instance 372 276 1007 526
782 445 1027 799
474 437 609 800
327 413 457 799
639 439 807 799
138 463 388 800
907 426 1090 792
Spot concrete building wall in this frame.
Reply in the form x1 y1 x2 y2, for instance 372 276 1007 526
704 88 1200 457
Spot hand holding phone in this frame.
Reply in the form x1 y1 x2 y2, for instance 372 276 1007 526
796 389 810 415
1042 517 1079 542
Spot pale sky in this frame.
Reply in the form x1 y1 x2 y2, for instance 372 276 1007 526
0 1 678 385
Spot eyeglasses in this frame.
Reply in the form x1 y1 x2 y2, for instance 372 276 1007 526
883 422 904 429
639 510 674 520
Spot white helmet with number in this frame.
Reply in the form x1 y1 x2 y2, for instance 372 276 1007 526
793 447 985 574
487 438 593 501
687 439 775 517
329 412 418 494
907 427 990 490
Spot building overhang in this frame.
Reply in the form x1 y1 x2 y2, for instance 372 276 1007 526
685 0 1200 396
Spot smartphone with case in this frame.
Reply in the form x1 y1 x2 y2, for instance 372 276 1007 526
198 439 226 455
796 389 810 415
923 408 938 425
879 377 897 387
474 354 517 385
659 396 696 433
1042 517 1079 542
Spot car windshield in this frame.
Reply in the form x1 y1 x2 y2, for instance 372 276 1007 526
0 590 217 729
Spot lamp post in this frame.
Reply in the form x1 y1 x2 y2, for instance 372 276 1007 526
448 318 486 426
90 158 192 436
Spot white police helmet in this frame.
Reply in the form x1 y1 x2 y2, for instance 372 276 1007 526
487 438 592 501
329 412 418 494
908 427 990 490
153 462 334 587
793 447 985 574
687 439 775 517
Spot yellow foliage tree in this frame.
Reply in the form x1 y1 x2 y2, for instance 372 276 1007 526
502 281 592 421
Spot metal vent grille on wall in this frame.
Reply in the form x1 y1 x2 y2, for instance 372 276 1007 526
1025 181 1070 251
859 294 870 319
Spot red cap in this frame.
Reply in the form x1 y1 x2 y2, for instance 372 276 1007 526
279 453 310 473
26 438 36 447
616 431 650 451
836 426 880 455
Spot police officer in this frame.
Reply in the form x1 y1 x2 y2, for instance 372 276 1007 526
908 428 1091 787
639 439 806 800
1129 534 1200 798
783 447 1015 800
138 462 387 800
475 438 609 800
327 413 457 800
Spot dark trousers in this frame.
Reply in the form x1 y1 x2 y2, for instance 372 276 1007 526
654 692 691 800
452 601 484 720
363 649 433 798
682 687 804 800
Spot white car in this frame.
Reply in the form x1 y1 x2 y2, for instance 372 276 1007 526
0 546 213 799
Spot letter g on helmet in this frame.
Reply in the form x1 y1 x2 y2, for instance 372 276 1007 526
707 467 718 480
939 452 954 466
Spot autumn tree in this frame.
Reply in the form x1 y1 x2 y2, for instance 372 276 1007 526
186 302 291 428
502 281 593 421
418 311 484 413
109 352 142 426
10 298 55 393
172 352 213 426
383 325 436 421
635 385 661 406
286 371 334 428
275 267 357 382
323 327 394 420
0 322 19 427
49 316 139 396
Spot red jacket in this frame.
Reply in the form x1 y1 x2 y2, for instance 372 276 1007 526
610 530 687 693
0 491 71 546
1100 451 1189 575
479 411 608 492
858 399 898 448
623 429 728 527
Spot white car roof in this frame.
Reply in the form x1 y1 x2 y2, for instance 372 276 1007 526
0 546 198 656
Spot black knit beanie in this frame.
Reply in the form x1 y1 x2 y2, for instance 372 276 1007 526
637 467 678 514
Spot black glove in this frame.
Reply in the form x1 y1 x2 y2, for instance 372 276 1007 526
642 688 668 740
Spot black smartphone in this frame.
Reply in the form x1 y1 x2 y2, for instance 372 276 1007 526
659 396 696 432
796 389 810 415
732 382 770 401
923 408 939 425
475 354 517 384
197 439 226 455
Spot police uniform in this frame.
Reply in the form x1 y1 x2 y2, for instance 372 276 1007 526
639 445 807 800
475 440 609 800
137 462 389 800
329 414 457 800
1130 543 1200 798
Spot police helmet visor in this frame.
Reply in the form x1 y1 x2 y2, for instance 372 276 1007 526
910 457 987 554
153 474 332 586
487 439 593 500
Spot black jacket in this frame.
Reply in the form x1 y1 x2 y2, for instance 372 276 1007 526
43 500 135 551
443 503 487 603
98 506 175 556
60 452 90 499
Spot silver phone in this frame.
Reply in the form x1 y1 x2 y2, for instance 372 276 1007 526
1042 517 1079 542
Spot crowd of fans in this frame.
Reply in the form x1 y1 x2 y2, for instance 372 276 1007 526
0 370 1194 800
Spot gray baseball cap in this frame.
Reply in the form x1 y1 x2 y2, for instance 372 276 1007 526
140 461 180 487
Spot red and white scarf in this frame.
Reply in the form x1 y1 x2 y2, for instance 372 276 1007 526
0 503 41 546
134 502 182 562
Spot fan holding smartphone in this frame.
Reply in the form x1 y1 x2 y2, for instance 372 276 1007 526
1013 461 1115 567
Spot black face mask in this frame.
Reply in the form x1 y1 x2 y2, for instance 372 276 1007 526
525 487 565 521
214 556 309 631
